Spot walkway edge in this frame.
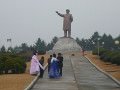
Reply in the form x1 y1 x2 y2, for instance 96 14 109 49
24 73 40 90
24 64 48 90
85 56 120 86
70 56 79 90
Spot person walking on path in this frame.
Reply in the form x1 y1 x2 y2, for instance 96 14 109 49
56 9 73 38
57 53 63 76
39 56 45 78
30 51 44 75
47 55 52 73
49 54 60 78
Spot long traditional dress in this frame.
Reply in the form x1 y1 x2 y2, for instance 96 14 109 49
49 57 60 78
30 55 44 75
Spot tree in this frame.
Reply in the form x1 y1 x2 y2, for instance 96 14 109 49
46 43 53 51
7 47 14 53
35 38 46 54
52 36 58 44
13 46 22 53
46 36 58 51
115 35 120 41
91 31 100 45
76 37 81 45
20 43 29 53
0 46 6 53
100 34 114 50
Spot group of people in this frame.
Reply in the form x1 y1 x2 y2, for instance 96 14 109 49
48 53 63 78
30 51 63 79
29 51 45 78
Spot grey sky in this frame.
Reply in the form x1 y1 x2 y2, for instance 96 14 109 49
0 0 120 48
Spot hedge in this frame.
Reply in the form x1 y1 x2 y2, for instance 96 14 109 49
92 48 120 65
0 52 26 74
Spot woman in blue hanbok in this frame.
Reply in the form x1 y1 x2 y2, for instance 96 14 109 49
49 54 60 78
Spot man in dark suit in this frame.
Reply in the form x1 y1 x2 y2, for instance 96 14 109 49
57 53 63 76
39 56 44 78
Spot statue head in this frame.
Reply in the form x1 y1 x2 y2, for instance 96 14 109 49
66 9 70 14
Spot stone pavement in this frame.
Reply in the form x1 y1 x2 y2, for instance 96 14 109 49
30 54 120 90
71 55 120 90
31 55 78 90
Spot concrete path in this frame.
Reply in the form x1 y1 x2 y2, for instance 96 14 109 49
30 54 120 90
71 55 120 90
31 55 78 90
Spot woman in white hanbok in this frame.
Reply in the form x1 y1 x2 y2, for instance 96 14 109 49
30 52 44 75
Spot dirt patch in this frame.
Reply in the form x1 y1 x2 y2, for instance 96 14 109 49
0 62 35 90
0 54 49 90
86 52 120 81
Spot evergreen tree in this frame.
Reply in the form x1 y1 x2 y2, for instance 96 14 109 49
76 37 81 45
46 36 58 51
7 47 14 53
91 31 100 45
52 36 58 44
100 34 114 50
20 43 29 52
0 46 6 53
35 38 46 54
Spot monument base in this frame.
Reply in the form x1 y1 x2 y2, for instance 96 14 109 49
50 37 82 53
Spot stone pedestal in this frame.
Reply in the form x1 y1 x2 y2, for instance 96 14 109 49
52 37 82 53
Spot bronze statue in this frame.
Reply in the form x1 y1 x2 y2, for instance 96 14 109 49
56 9 73 38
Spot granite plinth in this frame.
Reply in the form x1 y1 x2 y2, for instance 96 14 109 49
52 37 82 53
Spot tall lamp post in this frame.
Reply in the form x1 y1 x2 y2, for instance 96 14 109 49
102 42 104 48
115 40 119 45
97 38 100 56
115 40 119 50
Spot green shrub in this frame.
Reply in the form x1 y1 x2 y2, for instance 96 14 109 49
17 51 32 62
0 52 27 74
92 48 98 55
92 48 107 55
99 48 107 56
110 53 120 65
92 48 120 65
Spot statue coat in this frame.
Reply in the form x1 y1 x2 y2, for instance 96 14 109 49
63 14 73 31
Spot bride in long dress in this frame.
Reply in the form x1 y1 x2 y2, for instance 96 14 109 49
30 51 44 75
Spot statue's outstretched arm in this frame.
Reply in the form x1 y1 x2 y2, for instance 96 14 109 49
56 11 64 17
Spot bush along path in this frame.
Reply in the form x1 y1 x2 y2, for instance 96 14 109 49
92 48 120 65
0 52 26 74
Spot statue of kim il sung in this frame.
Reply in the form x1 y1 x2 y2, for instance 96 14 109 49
56 9 73 38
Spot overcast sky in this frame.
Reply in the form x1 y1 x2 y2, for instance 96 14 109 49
0 0 120 47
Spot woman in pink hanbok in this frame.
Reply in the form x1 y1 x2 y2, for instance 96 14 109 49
30 51 44 75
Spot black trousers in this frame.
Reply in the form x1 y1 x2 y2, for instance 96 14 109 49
40 69 44 78
59 67 62 76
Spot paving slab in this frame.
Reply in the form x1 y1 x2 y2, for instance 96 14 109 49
30 54 120 90
31 55 78 90
71 55 120 90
